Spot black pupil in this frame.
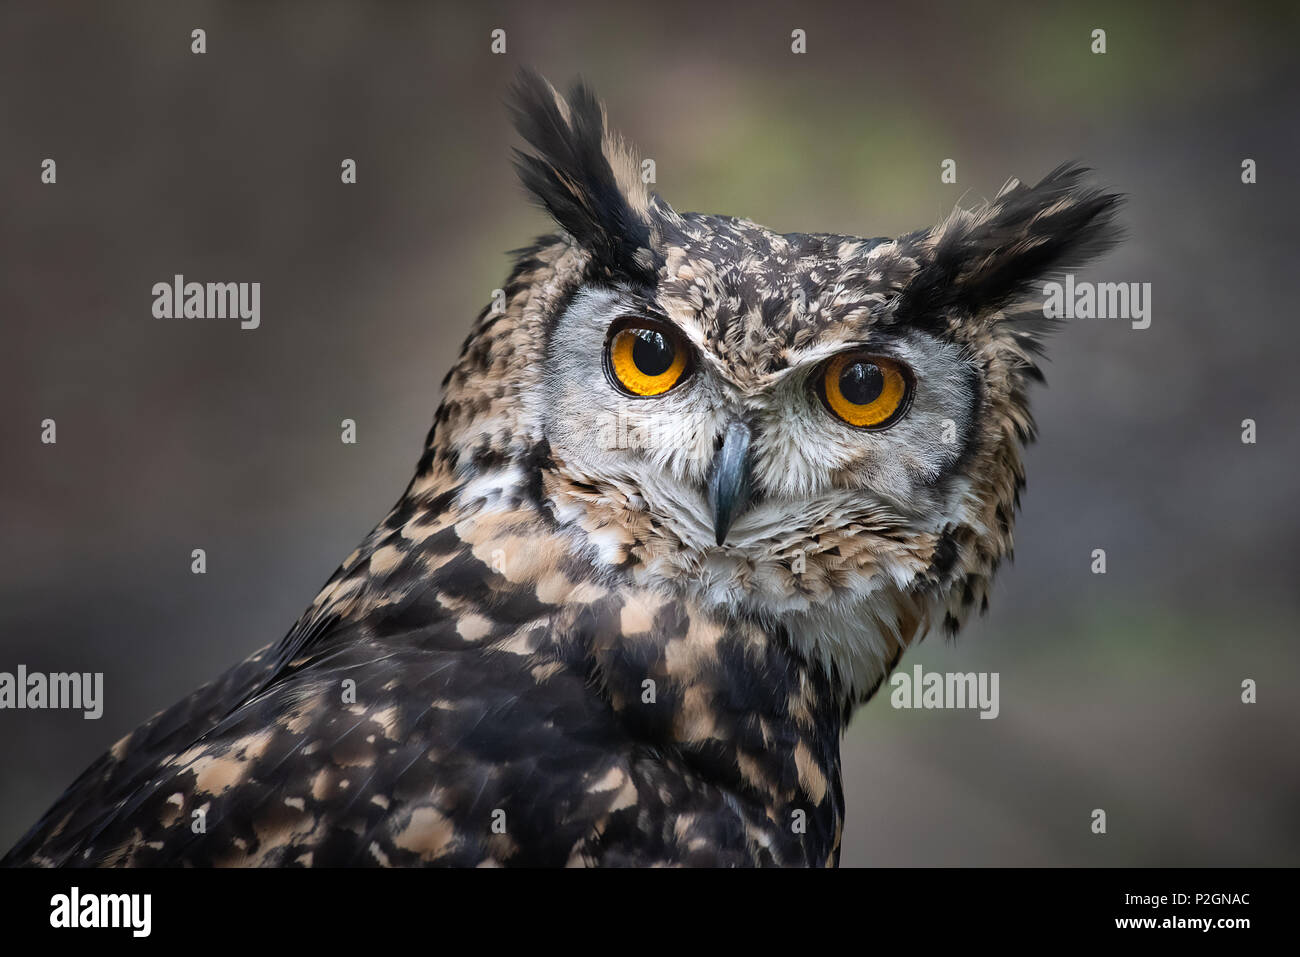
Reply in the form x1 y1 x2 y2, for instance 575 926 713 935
840 361 884 405
631 329 674 376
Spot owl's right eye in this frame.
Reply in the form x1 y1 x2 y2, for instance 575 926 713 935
605 319 691 397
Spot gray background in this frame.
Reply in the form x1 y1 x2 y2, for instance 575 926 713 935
2 0 1297 865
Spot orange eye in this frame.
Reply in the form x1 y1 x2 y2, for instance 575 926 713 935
607 321 690 397
819 353 911 429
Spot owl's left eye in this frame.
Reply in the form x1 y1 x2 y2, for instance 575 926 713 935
816 352 912 429
606 319 691 397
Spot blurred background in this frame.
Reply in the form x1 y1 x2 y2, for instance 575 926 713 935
1 0 1297 865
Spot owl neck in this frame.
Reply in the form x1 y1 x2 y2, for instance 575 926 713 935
331 448 847 859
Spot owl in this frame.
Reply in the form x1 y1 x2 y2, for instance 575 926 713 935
4 71 1120 867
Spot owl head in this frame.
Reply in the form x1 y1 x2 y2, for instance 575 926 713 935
429 72 1122 705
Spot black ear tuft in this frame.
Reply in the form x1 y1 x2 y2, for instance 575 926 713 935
508 70 655 282
898 164 1124 322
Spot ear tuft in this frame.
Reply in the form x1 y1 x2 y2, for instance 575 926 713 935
508 70 655 282
898 164 1124 322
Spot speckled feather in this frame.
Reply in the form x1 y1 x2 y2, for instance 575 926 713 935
3 72 1119 867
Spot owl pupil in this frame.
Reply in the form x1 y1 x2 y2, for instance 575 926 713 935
632 330 674 376
840 362 884 405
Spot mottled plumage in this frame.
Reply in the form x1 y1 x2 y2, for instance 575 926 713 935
4 72 1120 867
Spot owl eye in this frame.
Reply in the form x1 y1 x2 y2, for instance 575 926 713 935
817 352 912 429
606 319 691 397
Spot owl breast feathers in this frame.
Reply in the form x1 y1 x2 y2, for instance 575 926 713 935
4 71 1120 867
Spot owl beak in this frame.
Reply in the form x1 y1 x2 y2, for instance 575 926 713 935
708 421 753 546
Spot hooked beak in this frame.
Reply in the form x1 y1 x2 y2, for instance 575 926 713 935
707 421 753 546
